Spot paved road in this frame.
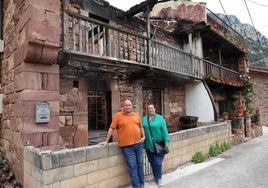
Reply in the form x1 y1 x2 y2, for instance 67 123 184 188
145 126 268 188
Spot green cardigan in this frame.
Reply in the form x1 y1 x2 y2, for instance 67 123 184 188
142 113 170 152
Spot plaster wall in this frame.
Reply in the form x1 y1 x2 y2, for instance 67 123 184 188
185 82 214 122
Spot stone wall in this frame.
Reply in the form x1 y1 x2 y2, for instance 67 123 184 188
59 77 89 148
250 68 268 126
165 86 185 132
0 0 61 183
24 122 229 188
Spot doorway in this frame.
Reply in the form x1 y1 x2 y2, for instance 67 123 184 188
142 88 162 116
88 90 111 145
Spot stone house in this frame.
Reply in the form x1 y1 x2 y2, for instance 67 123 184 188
249 67 268 126
0 0 265 186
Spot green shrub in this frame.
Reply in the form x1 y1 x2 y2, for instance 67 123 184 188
209 144 221 157
223 141 232 150
220 142 226 152
216 142 222 154
220 141 232 152
191 142 232 164
192 151 207 164
209 142 232 157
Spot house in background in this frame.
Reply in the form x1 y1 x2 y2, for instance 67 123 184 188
248 66 268 127
0 0 265 186
60 0 250 137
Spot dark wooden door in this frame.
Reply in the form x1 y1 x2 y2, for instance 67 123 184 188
142 88 162 116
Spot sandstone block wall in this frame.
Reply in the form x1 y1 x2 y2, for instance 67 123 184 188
24 122 229 188
0 0 61 183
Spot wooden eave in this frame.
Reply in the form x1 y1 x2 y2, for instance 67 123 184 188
201 27 246 57
58 50 146 71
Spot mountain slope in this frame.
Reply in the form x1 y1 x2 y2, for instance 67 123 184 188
213 13 268 68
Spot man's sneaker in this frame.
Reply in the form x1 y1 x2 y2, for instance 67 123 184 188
157 178 163 187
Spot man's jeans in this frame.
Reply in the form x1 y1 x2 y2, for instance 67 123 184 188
121 143 144 188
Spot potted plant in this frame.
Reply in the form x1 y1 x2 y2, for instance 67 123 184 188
232 129 241 134
222 112 229 120
255 108 260 115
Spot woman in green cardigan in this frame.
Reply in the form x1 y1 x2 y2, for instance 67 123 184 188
142 104 170 187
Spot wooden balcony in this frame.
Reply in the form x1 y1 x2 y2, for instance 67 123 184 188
61 8 242 86
204 60 243 87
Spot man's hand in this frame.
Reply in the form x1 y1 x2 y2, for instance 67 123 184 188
99 141 108 147
98 127 114 147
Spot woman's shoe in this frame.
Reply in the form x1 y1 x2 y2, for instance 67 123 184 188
157 178 163 187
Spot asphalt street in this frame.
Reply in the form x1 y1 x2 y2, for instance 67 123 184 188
145 126 268 188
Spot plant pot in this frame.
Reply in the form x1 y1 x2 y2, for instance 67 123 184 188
232 129 240 134
236 112 243 117
243 111 249 117
255 109 260 115
222 114 229 120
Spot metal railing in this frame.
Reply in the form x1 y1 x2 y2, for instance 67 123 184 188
144 151 152 176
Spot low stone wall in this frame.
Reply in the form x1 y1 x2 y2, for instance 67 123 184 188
163 122 230 172
251 125 263 138
24 122 229 188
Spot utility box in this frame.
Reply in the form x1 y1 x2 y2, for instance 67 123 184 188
36 101 50 123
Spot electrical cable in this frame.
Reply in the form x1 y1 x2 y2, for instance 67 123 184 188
247 0 268 7
218 0 233 26
212 0 266 64
244 0 266 64
243 0 261 45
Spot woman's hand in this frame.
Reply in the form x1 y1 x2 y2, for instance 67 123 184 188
140 136 145 143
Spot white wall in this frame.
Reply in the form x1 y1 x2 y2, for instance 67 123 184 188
185 82 214 122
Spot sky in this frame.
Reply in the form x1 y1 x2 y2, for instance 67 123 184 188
106 0 268 38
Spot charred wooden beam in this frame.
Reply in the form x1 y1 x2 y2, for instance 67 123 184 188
125 0 158 17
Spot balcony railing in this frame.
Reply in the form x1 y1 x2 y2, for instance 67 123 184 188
63 9 203 79
151 40 203 78
63 9 241 85
204 60 243 86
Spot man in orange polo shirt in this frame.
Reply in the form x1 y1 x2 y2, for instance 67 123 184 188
99 99 145 188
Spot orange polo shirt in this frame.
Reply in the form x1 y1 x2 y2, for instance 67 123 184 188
110 111 142 147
